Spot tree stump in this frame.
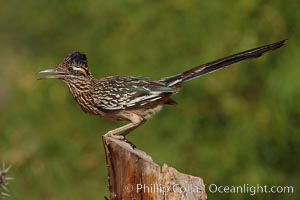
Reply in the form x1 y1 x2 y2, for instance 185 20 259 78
102 136 206 200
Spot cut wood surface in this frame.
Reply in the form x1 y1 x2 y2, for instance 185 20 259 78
103 136 206 200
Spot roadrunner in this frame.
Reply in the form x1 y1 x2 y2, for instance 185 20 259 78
38 40 286 144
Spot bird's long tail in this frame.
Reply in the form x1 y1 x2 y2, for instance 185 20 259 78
161 39 287 88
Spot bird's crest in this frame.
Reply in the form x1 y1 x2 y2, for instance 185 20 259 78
56 51 90 75
65 51 88 68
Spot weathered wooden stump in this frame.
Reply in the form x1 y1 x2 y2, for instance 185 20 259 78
103 136 206 199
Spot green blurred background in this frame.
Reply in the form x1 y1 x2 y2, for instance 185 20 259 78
0 0 299 199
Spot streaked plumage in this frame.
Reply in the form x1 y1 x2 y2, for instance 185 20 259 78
38 40 287 144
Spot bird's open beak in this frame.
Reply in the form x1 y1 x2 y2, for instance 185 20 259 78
37 68 66 80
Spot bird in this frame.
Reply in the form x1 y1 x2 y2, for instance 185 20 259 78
38 39 287 146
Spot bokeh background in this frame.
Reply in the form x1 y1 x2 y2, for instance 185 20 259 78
0 0 299 199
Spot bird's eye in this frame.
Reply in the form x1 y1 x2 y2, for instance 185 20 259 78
68 66 74 72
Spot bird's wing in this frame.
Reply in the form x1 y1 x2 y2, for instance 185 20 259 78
92 76 175 110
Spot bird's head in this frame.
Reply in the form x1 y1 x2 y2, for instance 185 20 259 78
38 51 91 80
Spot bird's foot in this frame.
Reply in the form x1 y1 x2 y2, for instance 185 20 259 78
104 132 136 149
122 137 136 149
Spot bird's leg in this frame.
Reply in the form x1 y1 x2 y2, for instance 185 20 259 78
120 119 146 137
104 112 145 148
104 122 140 149
104 122 138 140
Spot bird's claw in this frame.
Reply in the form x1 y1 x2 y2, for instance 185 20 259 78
104 132 136 149
121 137 136 149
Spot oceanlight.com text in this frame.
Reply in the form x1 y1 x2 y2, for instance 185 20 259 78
208 183 294 196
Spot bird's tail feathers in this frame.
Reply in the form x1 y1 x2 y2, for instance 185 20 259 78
161 39 287 88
